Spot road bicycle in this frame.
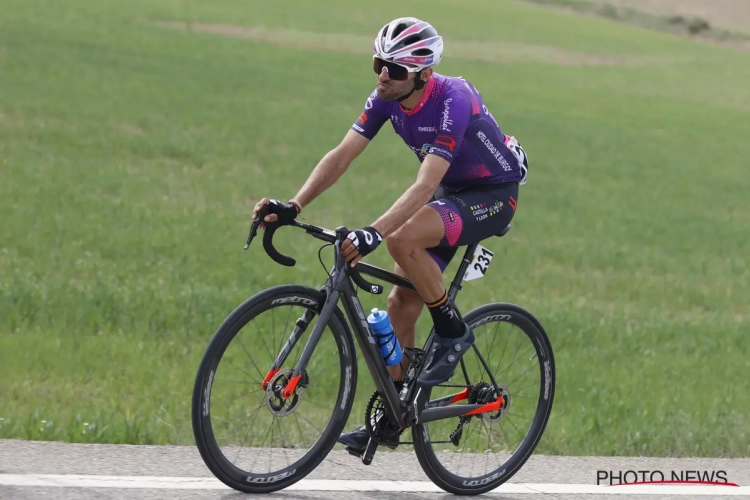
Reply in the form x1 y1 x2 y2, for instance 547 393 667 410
191 206 555 495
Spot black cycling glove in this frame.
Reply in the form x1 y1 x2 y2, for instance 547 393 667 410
346 226 383 259
266 199 299 225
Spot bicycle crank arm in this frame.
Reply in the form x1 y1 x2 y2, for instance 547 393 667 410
361 438 378 466
413 397 503 424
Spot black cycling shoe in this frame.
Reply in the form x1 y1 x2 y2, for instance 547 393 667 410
337 425 399 453
417 323 475 387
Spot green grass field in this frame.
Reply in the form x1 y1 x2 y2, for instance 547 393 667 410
1 0 749 457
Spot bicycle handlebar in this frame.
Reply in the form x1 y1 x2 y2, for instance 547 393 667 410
243 209 383 294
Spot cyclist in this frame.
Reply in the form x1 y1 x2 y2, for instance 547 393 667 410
253 17 529 453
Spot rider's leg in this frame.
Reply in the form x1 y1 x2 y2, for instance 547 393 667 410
388 183 520 386
386 206 466 340
385 264 424 382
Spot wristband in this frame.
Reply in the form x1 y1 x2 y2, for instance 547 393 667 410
288 199 302 214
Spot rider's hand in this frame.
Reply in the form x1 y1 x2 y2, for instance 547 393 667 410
253 198 299 227
341 226 383 267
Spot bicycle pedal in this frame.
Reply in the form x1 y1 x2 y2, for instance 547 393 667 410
345 446 363 458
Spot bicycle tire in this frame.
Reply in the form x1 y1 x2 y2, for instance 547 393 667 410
191 285 358 493
412 302 555 495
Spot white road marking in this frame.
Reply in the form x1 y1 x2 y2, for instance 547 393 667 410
0 474 748 495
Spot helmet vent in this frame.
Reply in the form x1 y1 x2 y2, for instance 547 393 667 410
412 48 432 56
393 23 409 38
402 34 422 46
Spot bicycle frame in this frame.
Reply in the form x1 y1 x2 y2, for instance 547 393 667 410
255 219 504 431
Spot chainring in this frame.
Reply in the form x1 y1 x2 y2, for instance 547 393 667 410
364 390 404 444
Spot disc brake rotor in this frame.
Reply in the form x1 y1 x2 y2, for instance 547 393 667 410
265 368 306 417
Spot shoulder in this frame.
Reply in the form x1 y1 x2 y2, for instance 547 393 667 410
432 75 472 115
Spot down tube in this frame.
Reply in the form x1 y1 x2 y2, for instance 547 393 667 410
338 279 403 426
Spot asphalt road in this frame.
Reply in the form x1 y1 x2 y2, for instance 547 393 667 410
1 440 748 499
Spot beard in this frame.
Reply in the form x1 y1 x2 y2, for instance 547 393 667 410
377 81 412 102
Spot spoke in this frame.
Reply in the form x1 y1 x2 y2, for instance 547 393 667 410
505 358 538 388
505 412 531 420
253 316 276 365
479 319 502 381
292 413 310 446
482 419 492 474
220 378 263 386
235 388 264 399
225 359 262 387
235 337 266 381
233 402 265 464
296 411 322 434
512 380 539 397
276 418 293 467
492 328 513 382
502 413 525 440
268 416 275 473
497 338 526 379
303 398 332 411
251 416 274 471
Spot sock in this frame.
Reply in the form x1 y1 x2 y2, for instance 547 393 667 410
426 290 464 339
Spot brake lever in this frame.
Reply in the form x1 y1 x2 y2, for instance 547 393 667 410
334 226 384 295
244 205 270 250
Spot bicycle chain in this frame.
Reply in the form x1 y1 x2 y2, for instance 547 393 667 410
397 384 471 445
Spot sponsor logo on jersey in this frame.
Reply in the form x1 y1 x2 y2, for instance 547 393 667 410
428 146 451 157
418 126 436 132
441 98 453 132
435 134 456 151
476 130 513 172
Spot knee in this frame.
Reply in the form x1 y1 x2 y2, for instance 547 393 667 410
386 228 417 262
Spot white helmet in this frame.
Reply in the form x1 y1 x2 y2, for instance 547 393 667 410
373 17 444 71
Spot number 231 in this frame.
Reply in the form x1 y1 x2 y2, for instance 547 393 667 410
473 248 493 274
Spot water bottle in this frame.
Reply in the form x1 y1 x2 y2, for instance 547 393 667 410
367 308 403 366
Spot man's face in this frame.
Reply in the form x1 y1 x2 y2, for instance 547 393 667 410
376 64 418 102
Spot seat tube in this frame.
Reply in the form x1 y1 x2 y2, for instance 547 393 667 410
448 243 478 302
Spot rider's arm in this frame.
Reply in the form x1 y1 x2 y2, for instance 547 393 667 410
291 130 370 208
369 91 472 238
369 153 451 238
292 90 389 209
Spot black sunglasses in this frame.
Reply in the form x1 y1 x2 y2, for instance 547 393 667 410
373 57 414 81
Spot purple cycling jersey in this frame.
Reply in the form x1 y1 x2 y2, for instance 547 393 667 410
351 73 527 190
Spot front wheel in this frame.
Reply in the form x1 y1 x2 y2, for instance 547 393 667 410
191 285 358 493
412 303 555 495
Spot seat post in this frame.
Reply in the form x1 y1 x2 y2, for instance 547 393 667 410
447 243 478 303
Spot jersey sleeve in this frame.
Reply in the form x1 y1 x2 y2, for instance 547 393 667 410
426 90 471 163
351 89 390 140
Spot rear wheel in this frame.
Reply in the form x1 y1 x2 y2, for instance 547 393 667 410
191 285 357 493
412 303 555 495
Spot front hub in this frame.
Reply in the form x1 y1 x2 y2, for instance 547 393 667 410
265 369 306 417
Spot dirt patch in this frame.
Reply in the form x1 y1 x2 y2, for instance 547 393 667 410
524 0 750 51
116 124 144 136
154 21 673 67
595 0 750 35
